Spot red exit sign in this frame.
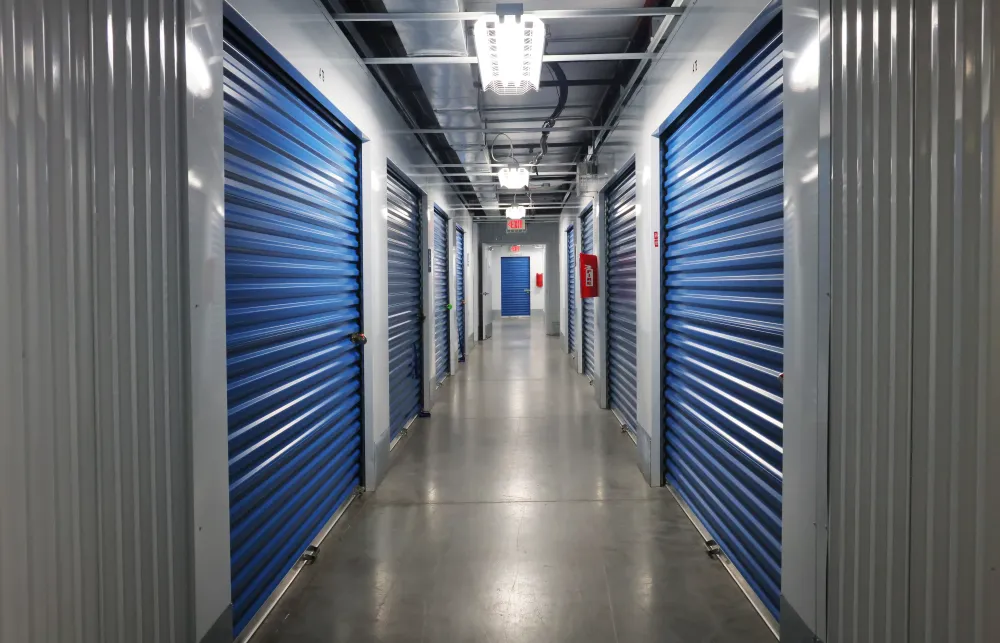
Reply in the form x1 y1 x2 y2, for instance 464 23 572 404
509 245 521 253
506 218 526 232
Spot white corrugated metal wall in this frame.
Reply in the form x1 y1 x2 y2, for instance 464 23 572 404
825 0 1000 641
0 0 195 640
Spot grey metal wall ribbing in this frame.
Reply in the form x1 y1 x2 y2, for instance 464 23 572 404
826 1 1000 641
456 226 466 360
223 16 364 635
567 226 576 353
386 167 423 442
433 208 451 383
580 207 596 378
605 163 639 433
0 0 193 640
660 6 783 620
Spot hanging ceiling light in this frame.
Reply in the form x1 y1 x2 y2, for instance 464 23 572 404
473 7 545 96
497 164 530 189
505 205 526 220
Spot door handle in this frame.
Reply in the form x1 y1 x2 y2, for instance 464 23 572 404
523 289 530 293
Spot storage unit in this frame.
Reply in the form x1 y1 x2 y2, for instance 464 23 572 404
456 226 466 361
500 256 531 316
223 15 364 635
605 163 639 434
567 225 576 353
659 8 784 621
580 206 596 379
386 165 423 443
433 207 450 384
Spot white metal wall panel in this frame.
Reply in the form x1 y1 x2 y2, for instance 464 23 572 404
580 207 596 378
604 164 639 433
0 0 193 640
827 1 1000 642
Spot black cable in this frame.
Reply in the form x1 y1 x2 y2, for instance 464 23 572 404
532 62 568 169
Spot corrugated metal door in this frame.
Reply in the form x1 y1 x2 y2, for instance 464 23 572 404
500 256 531 316
456 226 466 361
660 13 783 620
386 166 423 443
567 226 576 353
605 164 639 433
433 207 450 384
580 206 596 378
224 23 364 635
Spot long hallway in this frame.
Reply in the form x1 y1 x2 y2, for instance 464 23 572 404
255 317 772 643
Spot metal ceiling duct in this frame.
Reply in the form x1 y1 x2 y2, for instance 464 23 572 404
382 0 497 216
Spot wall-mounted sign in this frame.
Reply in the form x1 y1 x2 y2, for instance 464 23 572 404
653 231 659 248
579 253 599 298
509 245 521 253
506 218 526 233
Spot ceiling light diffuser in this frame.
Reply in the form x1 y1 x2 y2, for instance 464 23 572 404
473 13 545 96
505 205 526 220
497 166 530 190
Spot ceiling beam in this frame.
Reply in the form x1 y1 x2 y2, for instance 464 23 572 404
434 104 595 114
329 8 684 21
387 125 625 134
406 162 578 168
362 52 658 64
476 78 617 89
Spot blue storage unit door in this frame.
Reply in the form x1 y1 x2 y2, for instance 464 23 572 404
566 226 576 353
386 166 423 442
605 163 639 433
580 206 596 378
500 256 531 316
433 207 450 384
456 226 466 361
223 15 364 636
660 8 783 620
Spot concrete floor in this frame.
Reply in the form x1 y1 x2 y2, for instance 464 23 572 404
255 317 774 643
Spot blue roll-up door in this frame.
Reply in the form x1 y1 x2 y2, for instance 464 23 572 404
567 226 576 353
580 206 596 378
605 163 638 434
433 207 450 384
456 226 466 361
500 256 531 316
660 9 783 620
223 18 364 636
386 166 423 443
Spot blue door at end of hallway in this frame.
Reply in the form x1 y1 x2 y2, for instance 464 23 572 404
500 256 531 317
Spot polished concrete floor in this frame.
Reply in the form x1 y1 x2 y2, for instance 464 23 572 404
256 317 773 643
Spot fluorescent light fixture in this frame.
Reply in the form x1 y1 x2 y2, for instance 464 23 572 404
505 205 526 220
497 165 530 189
473 12 545 96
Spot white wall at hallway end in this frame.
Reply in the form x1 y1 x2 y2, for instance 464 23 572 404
591 0 771 486
226 0 471 486
490 245 547 314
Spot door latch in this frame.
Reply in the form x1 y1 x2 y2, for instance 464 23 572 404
350 332 368 346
